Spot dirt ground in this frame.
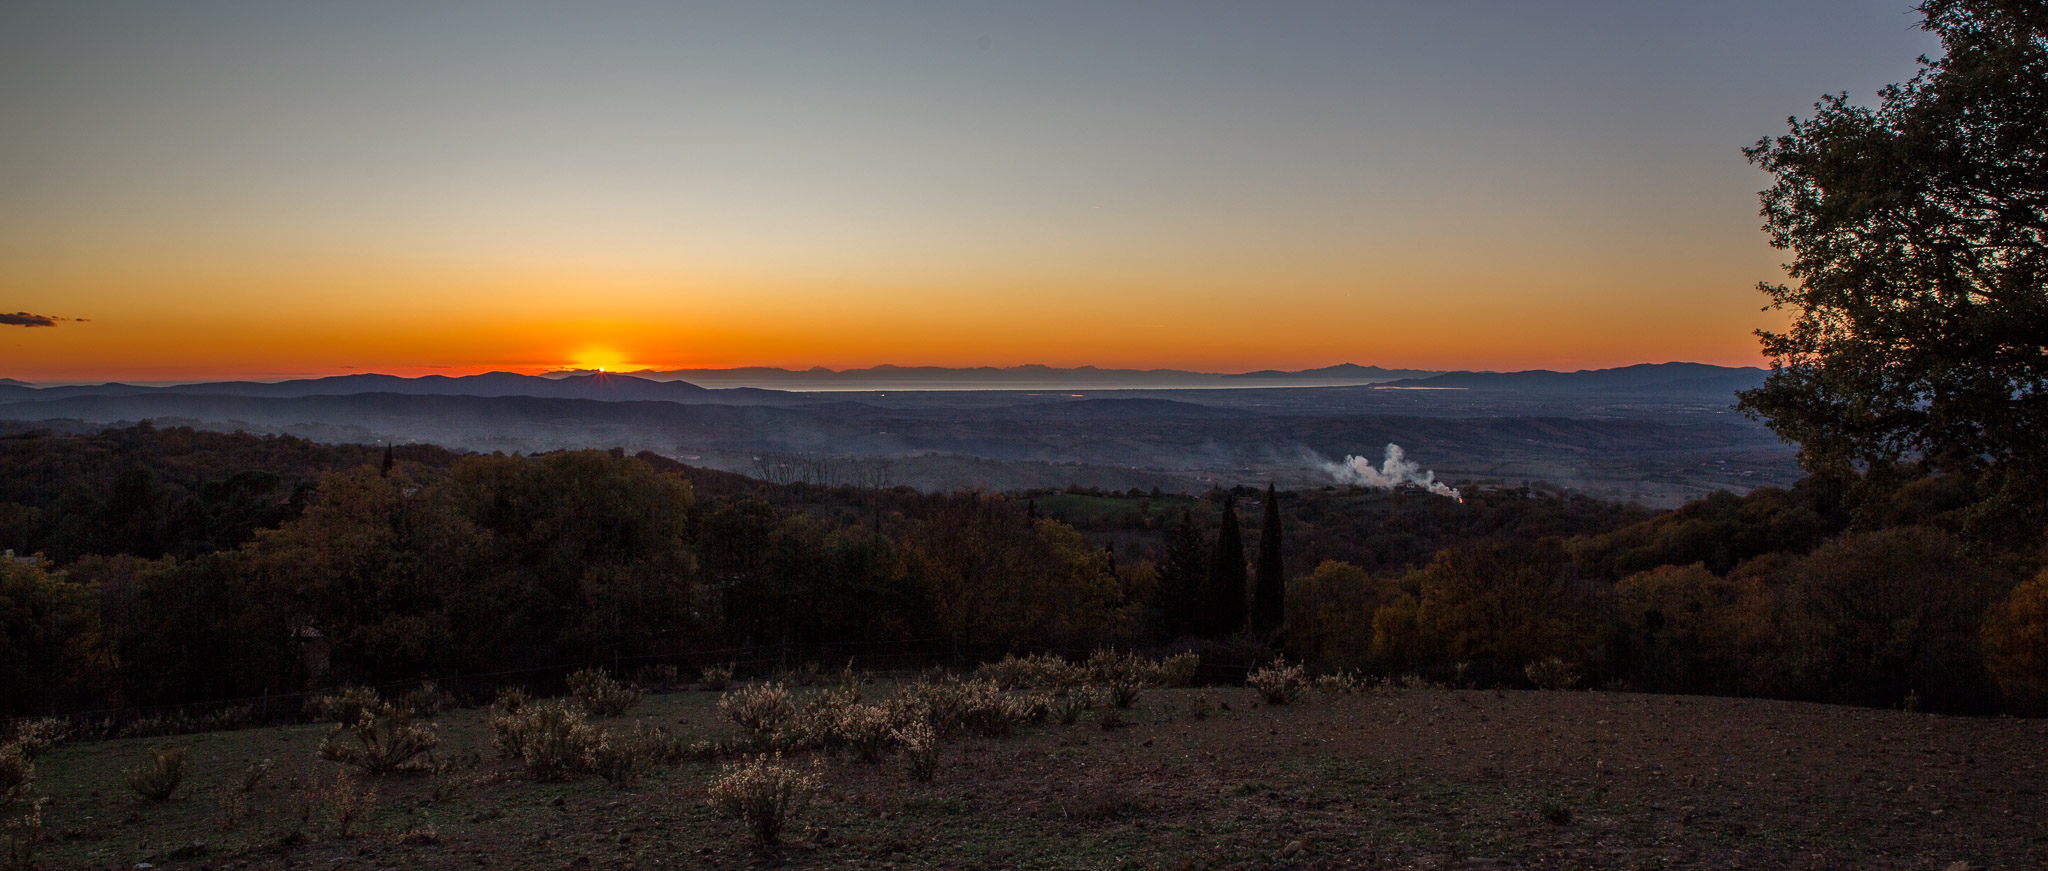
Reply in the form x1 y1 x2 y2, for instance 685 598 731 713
13 686 2046 870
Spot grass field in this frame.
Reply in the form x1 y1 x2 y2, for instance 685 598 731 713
7 680 2045 870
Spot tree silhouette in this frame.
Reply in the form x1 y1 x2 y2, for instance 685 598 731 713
1252 484 1285 635
1739 0 2048 523
1204 495 1248 637
1155 508 1207 638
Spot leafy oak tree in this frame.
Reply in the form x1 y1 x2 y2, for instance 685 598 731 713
1739 1 2048 522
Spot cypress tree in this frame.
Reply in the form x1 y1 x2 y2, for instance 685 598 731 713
1156 509 1207 638
1207 495 1248 637
1252 484 1285 635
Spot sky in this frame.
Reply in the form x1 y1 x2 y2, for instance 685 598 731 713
2 1 1940 382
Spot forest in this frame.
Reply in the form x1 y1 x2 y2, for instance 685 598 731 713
3 421 2043 723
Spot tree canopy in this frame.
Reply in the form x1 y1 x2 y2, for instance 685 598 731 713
1738 0 2048 510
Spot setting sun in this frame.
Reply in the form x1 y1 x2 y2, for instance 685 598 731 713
569 346 630 374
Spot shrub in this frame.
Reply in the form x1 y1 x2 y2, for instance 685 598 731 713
493 701 599 781
568 668 644 717
707 753 820 846
894 719 938 782
831 704 897 763
2 799 39 871
719 683 797 746
792 683 864 750
1053 688 1098 726
0 744 29 809
1314 671 1361 696
310 686 382 725
320 704 441 775
401 681 455 715
1247 661 1308 705
632 664 680 692
8 720 65 760
126 745 187 802
699 664 735 691
953 679 1026 737
238 758 273 793
1525 658 1582 691
1154 652 1200 688
320 768 376 838
591 726 656 789
1085 649 1143 685
1106 680 1143 709
491 686 528 715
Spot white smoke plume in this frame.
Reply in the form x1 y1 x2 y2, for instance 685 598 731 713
1323 443 1461 499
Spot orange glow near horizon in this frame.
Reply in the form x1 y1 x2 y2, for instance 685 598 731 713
3 258 1782 383
4 240 1787 383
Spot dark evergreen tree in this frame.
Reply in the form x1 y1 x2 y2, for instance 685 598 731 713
1155 508 1207 638
1252 483 1285 635
1206 495 1248 636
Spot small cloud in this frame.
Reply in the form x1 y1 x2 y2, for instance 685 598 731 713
1 312 85 328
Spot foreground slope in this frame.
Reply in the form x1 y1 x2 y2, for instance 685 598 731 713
21 685 2039 870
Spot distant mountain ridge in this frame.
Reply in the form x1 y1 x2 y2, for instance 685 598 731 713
1380 362 1766 394
554 363 1442 389
0 372 792 404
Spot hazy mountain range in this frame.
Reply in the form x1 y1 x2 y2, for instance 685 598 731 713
538 362 1446 390
3 362 1764 397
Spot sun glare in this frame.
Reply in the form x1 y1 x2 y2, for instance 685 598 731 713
570 346 628 373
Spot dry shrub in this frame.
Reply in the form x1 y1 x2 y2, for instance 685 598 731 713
1016 691 1055 724
1155 652 1200 687
1106 681 1143 709
1085 649 1143 685
1314 670 1362 696
319 768 376 838
707 753 820 846
126 745 187 802
401 680 455 715
899 677 1026 737
492 686 528 715
831 704 897 763
2 800 40 871
1525 657 1582 691
309 686 381 725
591 726 656 789
792 683 864 751
698 664 735 691
319 704 440 774
953 679 1027 737
493 701 599 781
214 758 272 831
979 653 1085 690
1247 661 1307 705
0 744 29 810
7 720 65 760
893 719 938 782
631 663 680 692
568 668 643 717
1053 688 1098 726
719 683 797 746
